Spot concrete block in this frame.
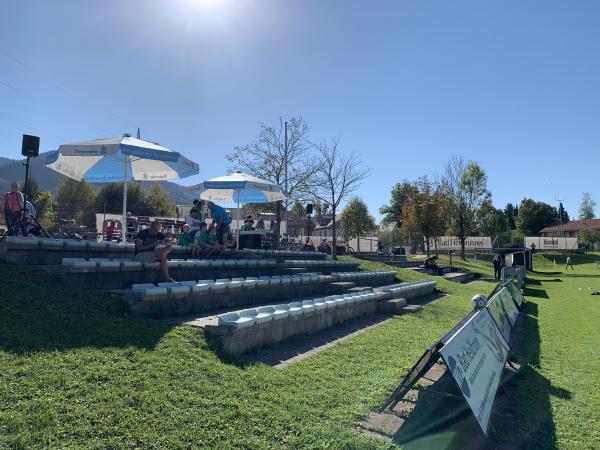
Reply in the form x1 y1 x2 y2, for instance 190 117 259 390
39 239 66 250
4 236 40 249
378 298 407 313
218 312 255 329
120 260 143 271
274 304 290 320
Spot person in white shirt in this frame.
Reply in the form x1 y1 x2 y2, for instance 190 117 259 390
185 208 202 238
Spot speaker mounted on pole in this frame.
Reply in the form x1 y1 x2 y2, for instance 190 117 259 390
306 203 314 215
21 134 40 158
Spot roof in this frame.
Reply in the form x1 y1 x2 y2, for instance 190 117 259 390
540 218 600 233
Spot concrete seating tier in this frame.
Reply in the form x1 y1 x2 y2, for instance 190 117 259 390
57 257 367 289
243 249 326 260
124 270 397 317
381 281 436 300
207 290 386 354
59 257 277 289
0 237 254 265
282 259 360 273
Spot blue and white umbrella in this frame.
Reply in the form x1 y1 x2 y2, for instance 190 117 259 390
46 134 199 232
192 171 286 249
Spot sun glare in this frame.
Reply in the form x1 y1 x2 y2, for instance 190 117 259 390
183 0 226 12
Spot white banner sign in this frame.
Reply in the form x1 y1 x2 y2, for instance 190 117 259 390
486 287 520 341
430 236 492 251
525 236 578 251
440 308 510 435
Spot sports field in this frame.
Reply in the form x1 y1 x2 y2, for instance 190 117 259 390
0 253 598 449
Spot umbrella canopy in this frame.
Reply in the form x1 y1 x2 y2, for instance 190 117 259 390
194 172 286 203
46 135 199 235
46 135 198 182
192 171 286 249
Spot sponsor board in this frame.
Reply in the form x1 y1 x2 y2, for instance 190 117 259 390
430 236 492 251
525 236 578 251
440 308 510 435
505 281 524 307
486 287 519 341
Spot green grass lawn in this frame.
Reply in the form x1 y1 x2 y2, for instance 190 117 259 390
1 253 598 449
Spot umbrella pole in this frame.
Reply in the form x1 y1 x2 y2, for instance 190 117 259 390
236 191 240 250
122 157 128 242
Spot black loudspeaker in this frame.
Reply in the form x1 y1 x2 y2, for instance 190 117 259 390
306 203 313 215
21 134 40 157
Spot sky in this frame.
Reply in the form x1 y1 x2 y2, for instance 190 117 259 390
1 0 599 220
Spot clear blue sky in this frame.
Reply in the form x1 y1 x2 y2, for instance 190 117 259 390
1 0 599 220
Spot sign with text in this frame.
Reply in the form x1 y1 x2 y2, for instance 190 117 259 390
440 308 510 435
505 281 524 307
486 287 520 341
525 236 578 251
430 236 492 251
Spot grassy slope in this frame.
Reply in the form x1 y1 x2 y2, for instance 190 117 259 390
0 254 598 448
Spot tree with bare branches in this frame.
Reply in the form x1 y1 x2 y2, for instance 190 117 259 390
226 117 317 234
309 138 370 259
439 155 490 259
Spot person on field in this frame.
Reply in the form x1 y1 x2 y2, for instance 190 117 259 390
493 254 502 280
134 220 174 282
565 255 574 270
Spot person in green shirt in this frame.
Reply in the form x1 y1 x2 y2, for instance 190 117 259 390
565 255 574 270
194 222 223 257
240 218 255 232
179 224 195 249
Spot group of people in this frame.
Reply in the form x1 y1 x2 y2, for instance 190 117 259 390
1 182 41 238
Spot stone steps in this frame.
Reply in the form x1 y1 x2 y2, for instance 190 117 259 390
205 280 437 355
123 270 397 318
56 257 361 289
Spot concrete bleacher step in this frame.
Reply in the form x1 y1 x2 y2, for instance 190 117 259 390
124 270 397 318
56 257 361 289
204 279 437 355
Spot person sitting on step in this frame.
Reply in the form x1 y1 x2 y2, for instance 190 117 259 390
134 220 174 282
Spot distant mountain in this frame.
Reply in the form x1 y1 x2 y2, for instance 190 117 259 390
0 152 196 205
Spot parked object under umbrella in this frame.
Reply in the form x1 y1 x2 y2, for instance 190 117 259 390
46 134 199 236
191 171 286 249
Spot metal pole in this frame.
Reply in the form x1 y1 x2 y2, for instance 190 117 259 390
236 190 240 250
122 157 128 241
284 120 288 237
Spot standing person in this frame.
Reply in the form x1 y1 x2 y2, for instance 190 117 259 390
134 220 174 282
18 200 36 237
1 182 24 236
185 208 202 238
493 254 502 280
206 201 232 247
565 255 574 271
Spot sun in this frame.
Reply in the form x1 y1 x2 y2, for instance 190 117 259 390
183 0 225 12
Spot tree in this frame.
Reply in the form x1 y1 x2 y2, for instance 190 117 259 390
95 182 147 215
145 184 176 216
439 156 490 259
309 138 369 259
226 117 317 234
517 199 559 235
56 178 97 226
379 180 414 225
401 177 447 256
579 192 596 219
32 191 56 230
478 201 509 247
340 197 375 253
504 203 517 230
558 202 570 224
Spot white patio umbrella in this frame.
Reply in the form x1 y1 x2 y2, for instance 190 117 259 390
191 171 287 249
46 134 199 234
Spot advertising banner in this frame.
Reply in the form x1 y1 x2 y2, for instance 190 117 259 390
505 281 524 307
525 236 578 251
440 308 510 435
486 287 520 341
429 236 492 251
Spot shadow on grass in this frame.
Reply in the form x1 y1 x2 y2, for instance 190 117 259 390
523 287 550 299
0 263 173 354
387 301 570 449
